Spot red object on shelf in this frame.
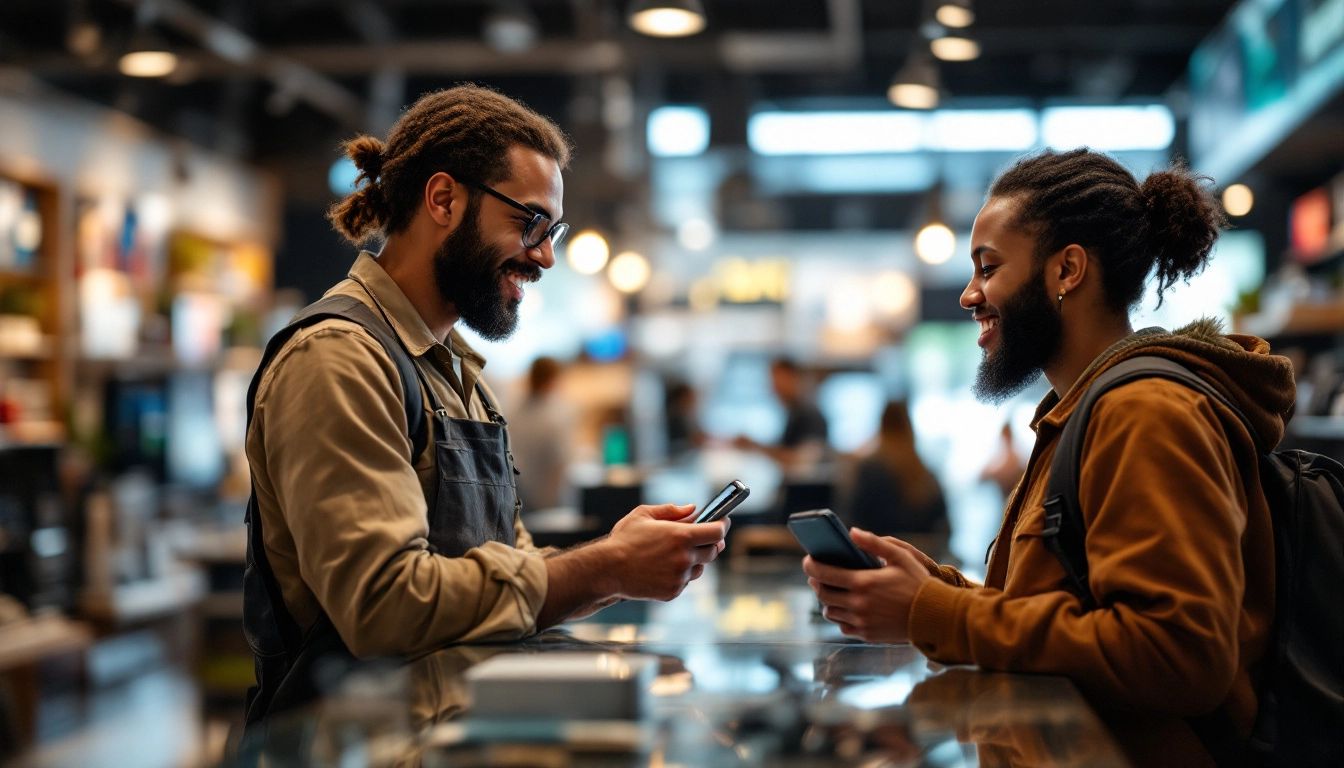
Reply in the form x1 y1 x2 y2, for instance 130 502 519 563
1290 187 1331 264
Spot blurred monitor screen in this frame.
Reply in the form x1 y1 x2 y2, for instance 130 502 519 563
167 371 224 490
104 377 168 478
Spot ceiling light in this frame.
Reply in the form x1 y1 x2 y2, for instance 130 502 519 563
119 49 178 78
628 0 706 38
749 111 924 154
930 36 980 62
915 222 956 265
926 109 1037 151
1222 184 1254 217
567 230 610 275
935 1 975 29
608 251 652 294
119 21 178 78
648 106 710 157
888 55 941 110
1040 105 1175 151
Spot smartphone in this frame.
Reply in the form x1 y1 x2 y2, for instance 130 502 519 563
693 480 750 523
787 509 881 569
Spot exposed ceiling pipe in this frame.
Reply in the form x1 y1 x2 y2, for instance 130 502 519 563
112 0 367 129
719 0 862 74
88 0 863 79
338 0 404 135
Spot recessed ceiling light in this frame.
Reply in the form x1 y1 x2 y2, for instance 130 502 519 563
628 0 706 37
930 36 980 62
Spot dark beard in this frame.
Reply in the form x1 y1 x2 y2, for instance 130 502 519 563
972 263 1063 404
432 198 541 342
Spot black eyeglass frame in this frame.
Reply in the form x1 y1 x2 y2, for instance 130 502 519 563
462 179 569 250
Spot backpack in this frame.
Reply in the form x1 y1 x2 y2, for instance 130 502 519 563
1042 355 1344 767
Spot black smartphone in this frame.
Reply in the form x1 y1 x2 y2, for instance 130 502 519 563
787 509 881 569
693 480 750 523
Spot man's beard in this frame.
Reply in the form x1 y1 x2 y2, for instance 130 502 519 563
432 199 541 342
972 263 1063 404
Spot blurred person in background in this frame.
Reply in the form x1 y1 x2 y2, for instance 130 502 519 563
663 379 706 461
508 356 573 512
979 421 1026 501
242 84 727 729
803 148 1295 766
734 357 830 471
844 400 947 546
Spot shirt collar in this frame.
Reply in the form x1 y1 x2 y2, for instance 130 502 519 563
347 251 485 369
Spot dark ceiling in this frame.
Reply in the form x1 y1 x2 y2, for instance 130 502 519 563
2 0 1238 168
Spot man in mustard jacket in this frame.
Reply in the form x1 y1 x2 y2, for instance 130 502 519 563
804 148 1295 765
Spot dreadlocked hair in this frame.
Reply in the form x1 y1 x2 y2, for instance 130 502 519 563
327 83 573 244
989 148 1226 311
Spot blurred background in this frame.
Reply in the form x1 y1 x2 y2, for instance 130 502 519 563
0 0 1340 765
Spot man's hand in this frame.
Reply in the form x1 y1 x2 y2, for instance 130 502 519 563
606 503 729 601
802 528 933 643
538 503 728 629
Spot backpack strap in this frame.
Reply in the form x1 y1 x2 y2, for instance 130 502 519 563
247 294 429 462
1043 354 1251 608
1042 354 1256 767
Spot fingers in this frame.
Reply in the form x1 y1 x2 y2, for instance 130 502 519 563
642 503 696 521
886 544 928 576
808 579 858 609
802 555 861 589
690 541 722 566
851 528 903 563
883 536 921 554
822 605 859 627
682 519 729 546
883 537 940 574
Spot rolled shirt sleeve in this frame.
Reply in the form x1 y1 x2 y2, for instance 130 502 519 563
248 321 548 658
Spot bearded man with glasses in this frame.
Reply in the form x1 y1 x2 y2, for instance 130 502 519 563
239 85 728 730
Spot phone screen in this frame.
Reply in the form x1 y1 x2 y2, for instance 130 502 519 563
787 510 881 569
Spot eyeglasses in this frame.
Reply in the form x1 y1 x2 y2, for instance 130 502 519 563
463 180 569 250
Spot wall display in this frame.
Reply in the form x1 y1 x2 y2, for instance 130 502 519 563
0 180 42 274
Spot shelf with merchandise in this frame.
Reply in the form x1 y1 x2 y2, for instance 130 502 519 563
0 170 65 445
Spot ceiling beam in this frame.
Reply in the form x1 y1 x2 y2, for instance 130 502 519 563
112 0 368 129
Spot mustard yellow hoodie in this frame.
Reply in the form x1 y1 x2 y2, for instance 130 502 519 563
909 320 1296 765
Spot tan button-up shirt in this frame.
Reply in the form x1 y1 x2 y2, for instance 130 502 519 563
246 253 548 657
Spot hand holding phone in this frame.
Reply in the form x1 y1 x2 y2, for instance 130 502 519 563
693 480 750 523
787 509 881 569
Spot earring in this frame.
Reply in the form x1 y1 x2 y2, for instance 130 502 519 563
1057 290 1065 304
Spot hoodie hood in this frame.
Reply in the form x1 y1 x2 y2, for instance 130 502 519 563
1051 318 1297 453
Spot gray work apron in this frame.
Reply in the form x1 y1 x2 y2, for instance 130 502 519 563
239 294 520 738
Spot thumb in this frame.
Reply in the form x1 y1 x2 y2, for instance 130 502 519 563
851 528 905 564
645 503 696 521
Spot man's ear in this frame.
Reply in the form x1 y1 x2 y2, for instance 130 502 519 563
1054 244 1089 297
423 172 465 229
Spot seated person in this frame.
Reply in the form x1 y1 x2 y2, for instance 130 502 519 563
845 400 947 546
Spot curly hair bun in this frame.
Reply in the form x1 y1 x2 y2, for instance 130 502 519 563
326 135 391 244
1140 164 1227 296
346 135 385 180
